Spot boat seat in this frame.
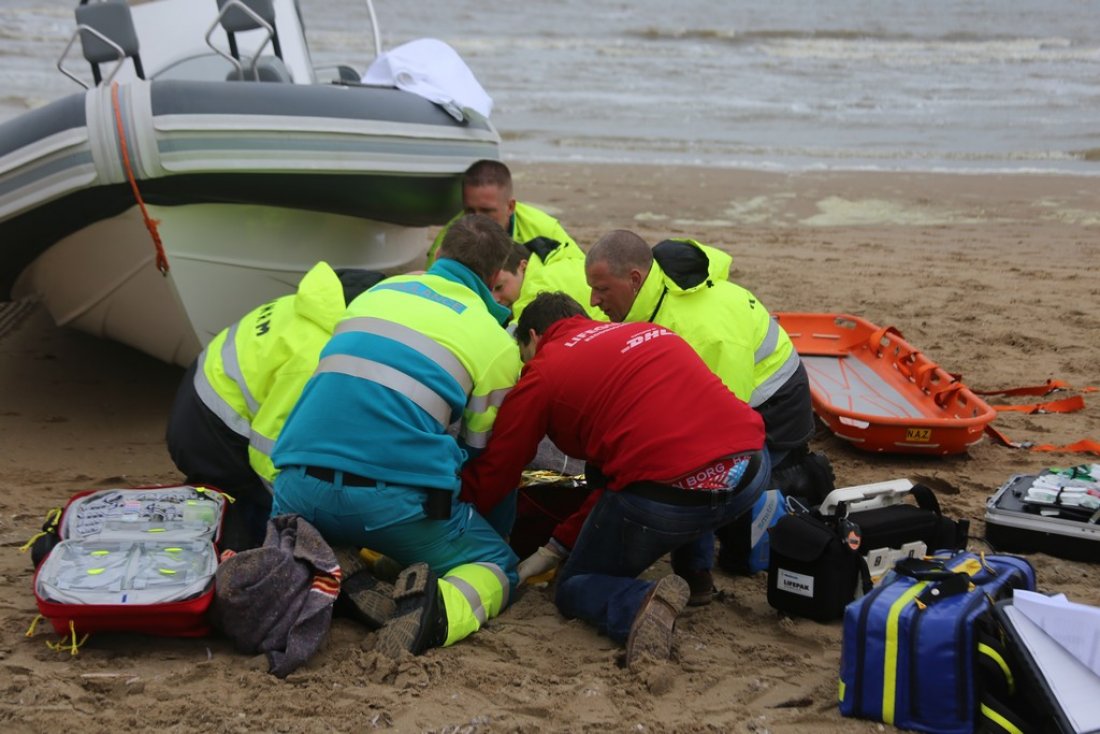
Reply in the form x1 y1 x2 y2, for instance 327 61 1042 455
225 56 294 83
75 0 144 84
217 0 284 62
336 65 361 83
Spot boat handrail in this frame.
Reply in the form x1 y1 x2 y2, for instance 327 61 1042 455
205 0 277 82
363 0 383 60
56 24 128 89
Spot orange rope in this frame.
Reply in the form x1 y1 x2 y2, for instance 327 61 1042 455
110 82 169 275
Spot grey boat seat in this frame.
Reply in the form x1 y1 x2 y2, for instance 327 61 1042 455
216 0 292 82
217 0 284 62
75 0 145 85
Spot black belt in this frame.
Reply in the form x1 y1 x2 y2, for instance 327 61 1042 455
301 466 453 520
304 466 376 487
622 450 763 506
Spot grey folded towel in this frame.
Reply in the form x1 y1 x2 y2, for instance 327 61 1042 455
212 514 341 678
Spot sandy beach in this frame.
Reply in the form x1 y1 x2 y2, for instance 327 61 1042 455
1 162 1098 733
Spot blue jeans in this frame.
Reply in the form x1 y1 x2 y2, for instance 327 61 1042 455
272 466 519 592
677 445 787 573
554 451 770 642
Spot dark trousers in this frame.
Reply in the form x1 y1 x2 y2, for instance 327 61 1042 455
165 360 270 549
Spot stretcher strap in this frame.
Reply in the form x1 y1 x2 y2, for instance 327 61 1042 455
992 394 1086 414
977 377 1096 453
973 379 1098 397
984 424 1100 456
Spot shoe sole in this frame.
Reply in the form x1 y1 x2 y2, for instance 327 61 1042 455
625 575 690 667
375 562 440 658
332 545 369 579
342 572 396 629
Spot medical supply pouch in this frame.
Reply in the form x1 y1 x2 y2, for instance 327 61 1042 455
32 485 227 639
838 551 1036 734
766 499 870 622
717 489 787 575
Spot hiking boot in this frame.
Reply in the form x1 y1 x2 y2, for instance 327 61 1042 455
678 569 717 607
625 574 690 667
375 562 449 658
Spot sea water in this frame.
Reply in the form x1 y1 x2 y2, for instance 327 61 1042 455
3 0 1097 175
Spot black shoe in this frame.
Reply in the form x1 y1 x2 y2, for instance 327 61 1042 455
375 562 449 657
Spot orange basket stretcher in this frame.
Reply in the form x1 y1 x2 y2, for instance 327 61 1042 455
775 313 997 455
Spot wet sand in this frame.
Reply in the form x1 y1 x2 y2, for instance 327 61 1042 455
1 162 1098 733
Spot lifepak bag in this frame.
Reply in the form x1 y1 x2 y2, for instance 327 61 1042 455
766 498 870 622
838 551 1036 734
31 485 227 640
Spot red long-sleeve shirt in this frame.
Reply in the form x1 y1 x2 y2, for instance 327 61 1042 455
461 316 764 548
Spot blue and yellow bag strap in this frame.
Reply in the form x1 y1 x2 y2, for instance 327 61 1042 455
881 553 985 724
881 580 928 725
975 613 1036 734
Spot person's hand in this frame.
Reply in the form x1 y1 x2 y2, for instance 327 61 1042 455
517 540 567 584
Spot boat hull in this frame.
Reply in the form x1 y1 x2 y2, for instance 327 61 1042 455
12 202 431 366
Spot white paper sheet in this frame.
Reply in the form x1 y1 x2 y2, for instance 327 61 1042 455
1014 589 1100 677
1008 591 1100 733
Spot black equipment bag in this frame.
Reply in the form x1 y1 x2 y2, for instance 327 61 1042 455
767 501 871 622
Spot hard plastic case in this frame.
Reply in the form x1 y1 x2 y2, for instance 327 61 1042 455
984 474 1100 562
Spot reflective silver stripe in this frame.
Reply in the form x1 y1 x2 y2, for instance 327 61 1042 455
249 429 275 457
442 561 512 622
467 386 511 414
750 350 801 407
476 561 512 609
335 317 473 395
754 318 781 364
316 354 452 427
192 348 250 438
259 476 274 495
461 426 492 449
221 322 259 415
442 575 488 626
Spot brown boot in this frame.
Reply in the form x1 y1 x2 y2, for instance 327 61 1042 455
625 574 690 667
679 568 717 607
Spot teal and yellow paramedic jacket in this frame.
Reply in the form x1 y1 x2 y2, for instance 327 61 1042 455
426 201 577 266
272 258 522 500
193 261 348 488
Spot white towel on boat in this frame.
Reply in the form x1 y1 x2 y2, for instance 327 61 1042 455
361 38 493 122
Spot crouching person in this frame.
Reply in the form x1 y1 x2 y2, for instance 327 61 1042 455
270 215 523 657
461 292 770 666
